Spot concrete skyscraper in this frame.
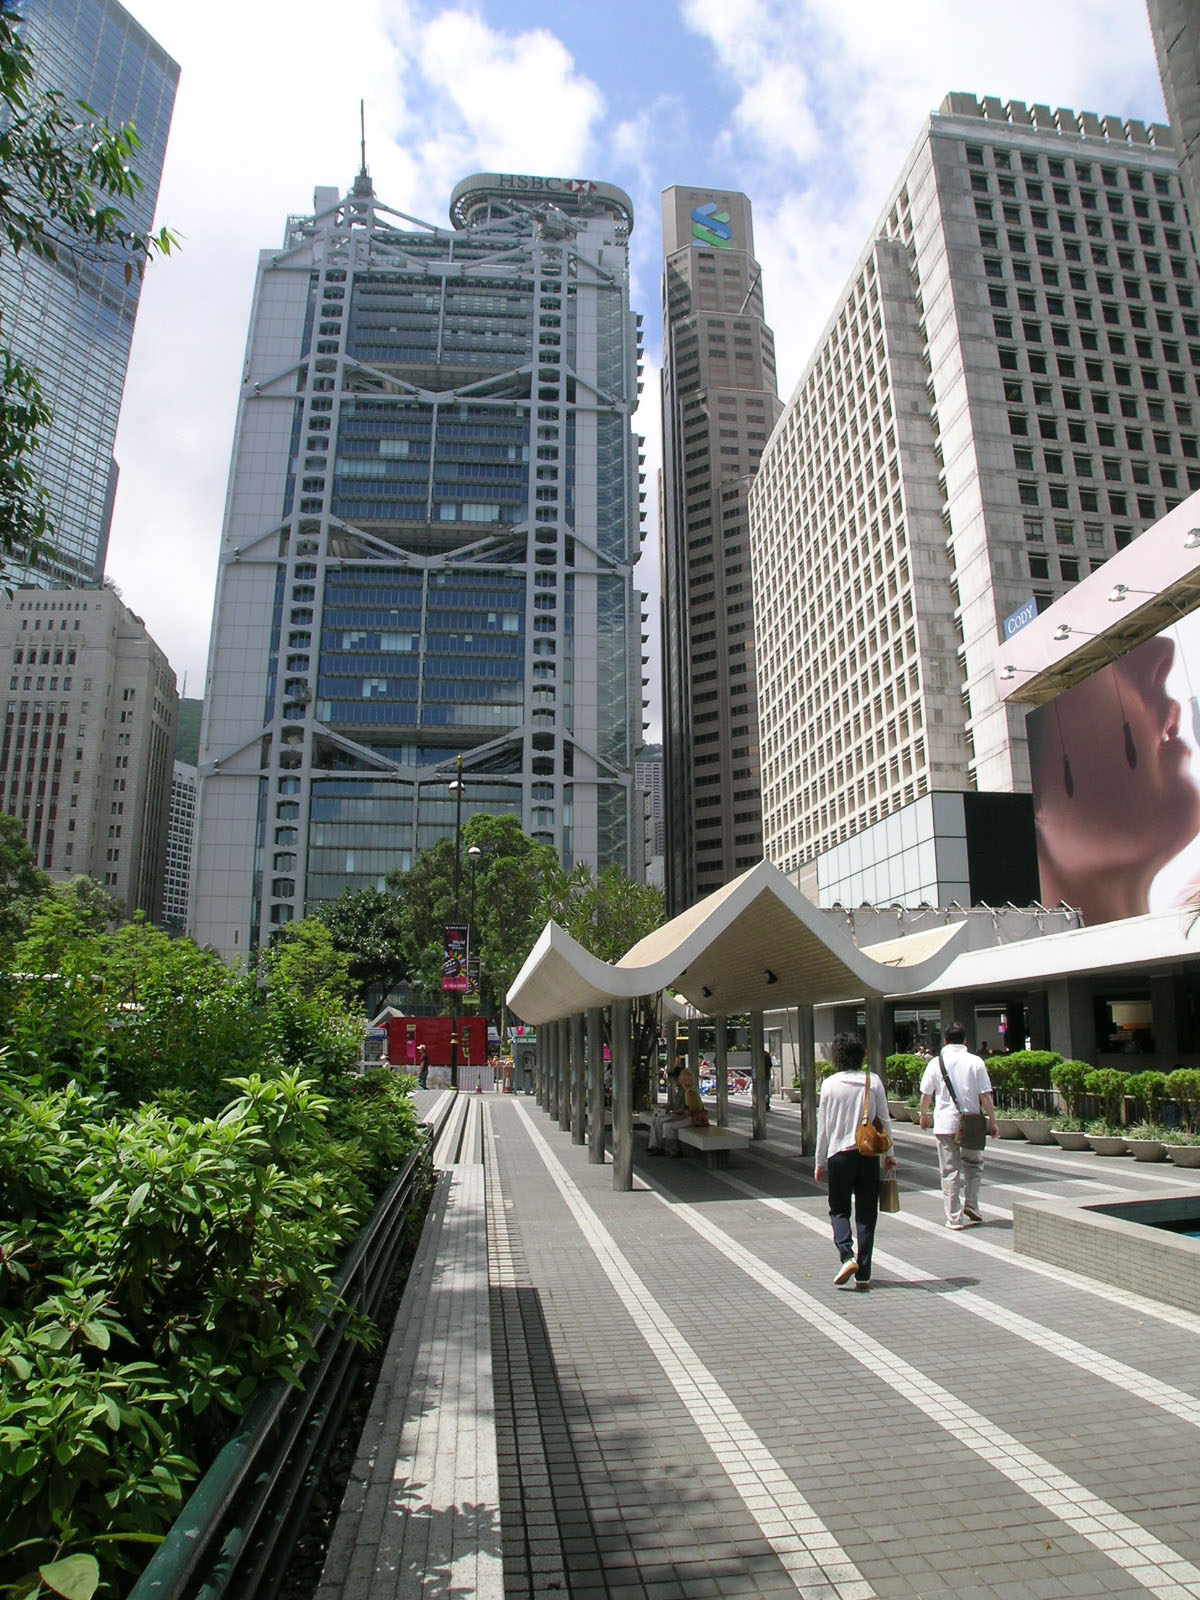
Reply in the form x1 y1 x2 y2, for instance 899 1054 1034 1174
1 0 177 589
192 170 645 961
659 187 780 914
750 95 1196 903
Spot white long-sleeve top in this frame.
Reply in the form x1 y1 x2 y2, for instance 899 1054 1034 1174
815 1069 893 1169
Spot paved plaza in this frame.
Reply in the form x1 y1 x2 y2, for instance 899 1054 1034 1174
319 1093 1200 1600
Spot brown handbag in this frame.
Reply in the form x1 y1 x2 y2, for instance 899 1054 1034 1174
855 1068 892 1156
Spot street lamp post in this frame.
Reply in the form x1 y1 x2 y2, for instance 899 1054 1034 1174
467 842 482 1032
448 755 464 1091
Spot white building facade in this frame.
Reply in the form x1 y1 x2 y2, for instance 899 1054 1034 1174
192 171 645 961
749 95 1197 894
161 760 195 929
0 587 176 914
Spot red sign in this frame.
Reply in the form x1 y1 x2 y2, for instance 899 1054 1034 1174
442 924 469 992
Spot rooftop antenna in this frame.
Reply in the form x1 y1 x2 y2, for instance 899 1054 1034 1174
359 99 367 177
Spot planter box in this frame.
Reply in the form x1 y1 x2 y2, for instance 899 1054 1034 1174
887 1100 910 1121
1126 1139 1166 1162
1016 1118 1055 1145
1168 1144 1200 1168
995 1118 1025 1140
1052 1128 1090 1150
1086 1133 1128 1156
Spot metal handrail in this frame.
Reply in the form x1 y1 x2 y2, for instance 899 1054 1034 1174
128 1141 431 1600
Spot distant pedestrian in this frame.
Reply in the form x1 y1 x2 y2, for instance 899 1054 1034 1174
814 1033 897 1290
918 1022 998 1228
416 1043 429 1090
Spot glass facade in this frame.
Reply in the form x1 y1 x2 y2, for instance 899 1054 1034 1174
194 173 644 958
1 0 178 587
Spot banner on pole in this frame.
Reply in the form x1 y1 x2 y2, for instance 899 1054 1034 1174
442 924 469 992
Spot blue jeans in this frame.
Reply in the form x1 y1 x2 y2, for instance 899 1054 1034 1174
826 1149 881 1281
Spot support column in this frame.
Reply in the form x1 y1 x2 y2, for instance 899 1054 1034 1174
536 1030 546 1109
1150 975 1180 1064
715 1015 729 1128
612 999 633 1192
750 1010 767 1141
558 1018 571 1132
571 1012 586 1145
687 1018 700 1086
1048 977 1095 1062
864 996 886 1083
797 1002 816 1158
547 1023 558 1120
587 1006 605 1164
938 995 956 1050
661 1019 676 1105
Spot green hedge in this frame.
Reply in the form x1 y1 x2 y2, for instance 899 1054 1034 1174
0 908 424 1596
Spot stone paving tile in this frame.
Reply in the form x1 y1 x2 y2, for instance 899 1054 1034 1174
322 1092 1200 1600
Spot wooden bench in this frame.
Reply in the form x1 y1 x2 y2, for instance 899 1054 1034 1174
674 1124 750 1169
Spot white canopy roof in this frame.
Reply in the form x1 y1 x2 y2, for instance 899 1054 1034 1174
506 859 967 1024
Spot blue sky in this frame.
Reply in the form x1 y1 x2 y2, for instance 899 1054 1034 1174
107 0 1167 730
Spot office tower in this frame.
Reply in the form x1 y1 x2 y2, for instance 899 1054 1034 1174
0 586 177 914
634 742 665 860
161 760 195 929
192 170 644 961
1146 0 1200 239
749 95 1196 900
1 0 178 588
659 187 780 914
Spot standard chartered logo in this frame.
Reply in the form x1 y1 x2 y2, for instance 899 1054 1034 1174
690 201 733 248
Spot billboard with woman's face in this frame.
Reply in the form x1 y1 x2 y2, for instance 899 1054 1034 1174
1026 611 1200 925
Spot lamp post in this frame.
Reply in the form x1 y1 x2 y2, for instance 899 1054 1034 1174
448 755 464 1090
467 842 482 1025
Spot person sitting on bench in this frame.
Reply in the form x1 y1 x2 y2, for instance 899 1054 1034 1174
648 1062 709 1156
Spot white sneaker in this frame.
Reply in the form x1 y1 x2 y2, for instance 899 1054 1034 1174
834 1258 859 1285
945 1218 966 1230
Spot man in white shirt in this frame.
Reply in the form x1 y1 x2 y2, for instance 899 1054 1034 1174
918 1022 998 1229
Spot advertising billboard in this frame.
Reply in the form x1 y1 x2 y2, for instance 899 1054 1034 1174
1026 610 1200 925
442 924 469 993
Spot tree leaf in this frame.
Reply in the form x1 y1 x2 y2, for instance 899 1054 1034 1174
39 1555 100 1600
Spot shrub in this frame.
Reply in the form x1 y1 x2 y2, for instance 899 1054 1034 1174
1165 1068 1200 1132
1084 1067 1129 1129
1125 1071 1168 1122
998 1049 1061 1094
884 1052 925 1095
1050 1058 1091 1119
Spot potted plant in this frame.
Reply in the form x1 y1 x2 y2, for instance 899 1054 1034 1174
1164 1069 1200 1166
986 1057 1025 1137
787 1072 802 1104
1084 1067 1130 1154
1123 1072 1168 1160
885 1052 924 1121
1003 1050 1059 1140
1050 1059 1091 1149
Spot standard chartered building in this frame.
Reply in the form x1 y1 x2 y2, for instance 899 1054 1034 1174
191 170 646 961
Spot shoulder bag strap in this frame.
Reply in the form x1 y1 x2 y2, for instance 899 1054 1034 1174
860 1066 875 1126
937 1050 962 1111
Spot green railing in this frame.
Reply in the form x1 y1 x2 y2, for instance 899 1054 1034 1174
128 1141 432 1600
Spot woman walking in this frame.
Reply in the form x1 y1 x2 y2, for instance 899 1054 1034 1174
814 1032 897 1290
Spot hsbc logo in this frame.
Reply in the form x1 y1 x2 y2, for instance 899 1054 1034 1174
495 175 598 195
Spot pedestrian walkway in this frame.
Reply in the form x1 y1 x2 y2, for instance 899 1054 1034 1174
319 1092 1200 1600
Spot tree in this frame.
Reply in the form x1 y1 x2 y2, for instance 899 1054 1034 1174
0 13 175 583
534 862 665 1104
314 886 414 1015
0 810 48 952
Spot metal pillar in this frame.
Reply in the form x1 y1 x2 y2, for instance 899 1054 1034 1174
864 995 886 1082
547 1023 558 1120
715 1015 729 1127
571 1012 586 1145
750 1010 767 1141
797 1002 816 1158
612 998 633 1192
558 1019 571 1132
535 1031 546 1109
687 1017 699 1086
587 1006 606 1164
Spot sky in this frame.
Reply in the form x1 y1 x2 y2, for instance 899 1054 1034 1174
103 0 1167 731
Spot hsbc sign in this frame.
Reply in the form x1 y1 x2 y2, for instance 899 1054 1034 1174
495 175 599 195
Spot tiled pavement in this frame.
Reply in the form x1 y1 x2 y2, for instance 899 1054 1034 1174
320 1091 1200 1600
